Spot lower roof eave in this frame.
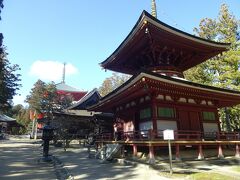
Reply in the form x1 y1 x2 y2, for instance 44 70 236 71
89 71 240 111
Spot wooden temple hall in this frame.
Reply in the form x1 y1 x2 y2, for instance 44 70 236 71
89 4 240 162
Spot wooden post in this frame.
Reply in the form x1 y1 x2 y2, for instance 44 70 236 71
151 96 158 135
148 145 155 164
235 144 240 158
197 144 204 160
218 145 224 158
133 145 138 157
168 140 173 175
148 129 153 140
175 144 181 161
34 120 38 140
121 145 125 158
96 142 99 152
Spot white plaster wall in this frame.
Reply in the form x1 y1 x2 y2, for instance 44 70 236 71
139 121 153 130
203 123 219 132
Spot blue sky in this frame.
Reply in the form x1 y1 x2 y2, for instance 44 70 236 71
1 0 240 106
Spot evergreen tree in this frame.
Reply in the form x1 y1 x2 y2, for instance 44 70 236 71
0 0 21 113
26 80 58 115
0 0 3 18
0 49 21 113
98 73 130 97
0 0 3 47
26 80 73 116
184 4 240 131
9 104 31 134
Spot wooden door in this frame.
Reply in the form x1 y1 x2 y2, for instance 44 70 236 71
178 110 201 131
178 110 190 130
189 111 201 131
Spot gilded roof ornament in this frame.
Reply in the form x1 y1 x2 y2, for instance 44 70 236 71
151 0 157 18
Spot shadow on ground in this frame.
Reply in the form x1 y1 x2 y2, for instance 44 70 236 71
0 140 55 180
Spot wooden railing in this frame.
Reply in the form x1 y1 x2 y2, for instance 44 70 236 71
174 130 202 140
216 131 239 140
96 130 240 142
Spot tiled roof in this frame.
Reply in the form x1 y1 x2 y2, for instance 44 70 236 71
0 114 16 122
56 82 80 92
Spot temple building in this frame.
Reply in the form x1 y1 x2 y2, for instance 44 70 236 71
52 89 114 142
89 8 240 161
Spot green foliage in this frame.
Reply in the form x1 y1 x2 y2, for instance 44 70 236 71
185 4 240 131
0 48 21 113
0 1 21 113
26 80 73 117
0 0 3 53
5 104 31 134
190 172 232 180
25 80 58 114
98 72 130 96
16 107 30 127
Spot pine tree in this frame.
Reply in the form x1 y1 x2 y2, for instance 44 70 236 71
184 4 240 131
26 80 73 116
0 0 21 113
0 0 3 46
0 49 21 113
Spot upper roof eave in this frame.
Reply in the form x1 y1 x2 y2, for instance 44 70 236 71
100 10 230 68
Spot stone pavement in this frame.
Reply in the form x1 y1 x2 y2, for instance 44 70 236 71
1 137 240 180
0 138 169 180
0 138 56 180
52 144 240 180
52 147 169 180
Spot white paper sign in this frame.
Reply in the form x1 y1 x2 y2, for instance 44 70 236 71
163 129 174 140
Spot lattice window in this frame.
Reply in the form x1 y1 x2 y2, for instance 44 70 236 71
158 107 175 118
140 108 151 120
203 111 215 120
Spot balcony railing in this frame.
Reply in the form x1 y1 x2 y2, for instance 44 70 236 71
96 130 240 142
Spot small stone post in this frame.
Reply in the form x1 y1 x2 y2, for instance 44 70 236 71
235 144 240 158
148 145 155 164
218 145 224 159
197 144 204 160
133 145 138 157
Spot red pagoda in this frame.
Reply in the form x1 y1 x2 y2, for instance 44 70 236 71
56 63 87 102
89 7 240 162
56 82 87 102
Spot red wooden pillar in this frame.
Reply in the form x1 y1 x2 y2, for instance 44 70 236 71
175 144 181 160
218 145 224 158
197 144 204 160
151 94 158 133
235 144 240 158
215 111 221 132
133 145 138 157
148 145 155 164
